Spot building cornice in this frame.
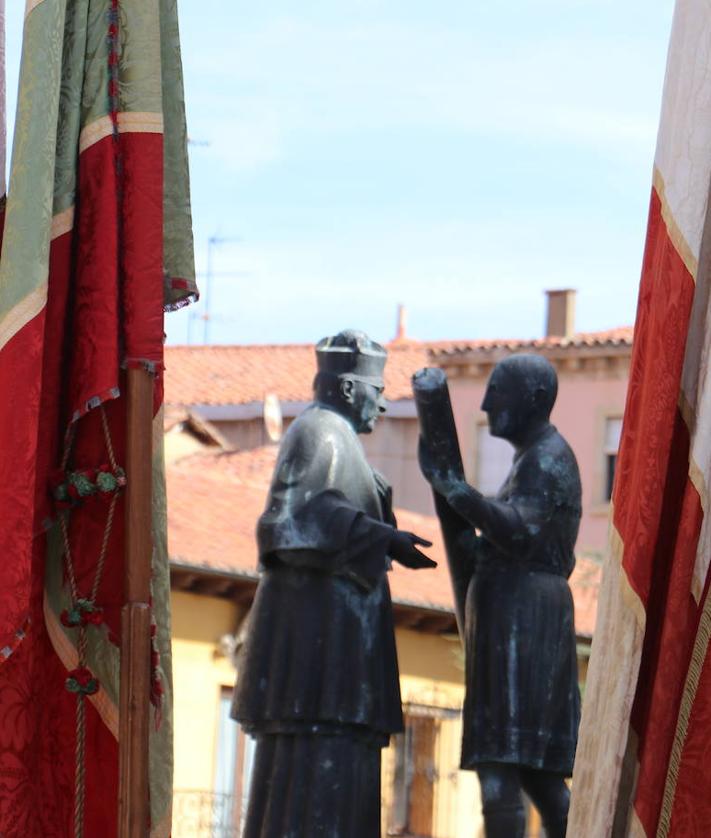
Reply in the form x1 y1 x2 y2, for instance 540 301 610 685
437 342 631 381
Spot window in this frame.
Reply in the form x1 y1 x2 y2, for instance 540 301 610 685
603 418 622 501
389 715 437 836
218 688 257 837
386 705 460 838
208 688 257 837
475 424 514 495
173 688 255 837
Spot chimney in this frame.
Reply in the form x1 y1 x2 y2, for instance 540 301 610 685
545 289 576 338
394 304 407 343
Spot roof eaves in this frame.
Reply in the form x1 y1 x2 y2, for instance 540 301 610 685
169 558 260 583
390 596 455 614
431 337 633 361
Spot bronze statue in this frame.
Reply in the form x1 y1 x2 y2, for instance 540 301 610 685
232 329 435 838
416 354 581 838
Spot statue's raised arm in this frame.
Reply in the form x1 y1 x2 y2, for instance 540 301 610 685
413 367 476 636
415 354 582 838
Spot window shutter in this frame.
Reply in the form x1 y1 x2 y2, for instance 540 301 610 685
604 417 623 453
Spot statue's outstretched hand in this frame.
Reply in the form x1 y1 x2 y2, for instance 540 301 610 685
390 530 436 569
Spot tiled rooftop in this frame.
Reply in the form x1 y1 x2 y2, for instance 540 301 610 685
167 445 600 636
164 327 633 408
164 342 442 406
432 326 634 359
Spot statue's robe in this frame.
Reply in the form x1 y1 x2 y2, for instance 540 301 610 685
438 424 582 775
232 403 403 837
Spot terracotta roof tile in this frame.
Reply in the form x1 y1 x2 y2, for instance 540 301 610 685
167 445 600 635
165 342 436 405
165 344 318 407
164 341 456 407
165 328 632 408
432 326 634 359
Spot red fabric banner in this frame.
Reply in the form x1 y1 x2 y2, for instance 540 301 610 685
569 3 711 834
0 0 195 833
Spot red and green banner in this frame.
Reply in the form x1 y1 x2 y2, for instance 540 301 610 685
0 0 195 835
569 2 711 835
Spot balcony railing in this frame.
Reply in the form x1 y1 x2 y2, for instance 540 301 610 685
173 791 243 838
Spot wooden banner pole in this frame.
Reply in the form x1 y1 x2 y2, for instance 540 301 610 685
118 367 154 837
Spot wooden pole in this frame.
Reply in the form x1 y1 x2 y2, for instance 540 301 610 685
118 367 154 837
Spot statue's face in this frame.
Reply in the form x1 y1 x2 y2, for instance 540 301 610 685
480 366 528 440
346 378 387 434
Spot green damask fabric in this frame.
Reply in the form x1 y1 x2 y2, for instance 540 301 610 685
54 0 89 216
0 0 66 318
118 0 162 116
2 0 197 321
149 410 175 832
161 0 196 308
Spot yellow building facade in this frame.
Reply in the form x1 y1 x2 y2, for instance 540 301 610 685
169 589 485 838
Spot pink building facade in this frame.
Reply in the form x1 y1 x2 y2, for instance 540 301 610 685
436 321 632 557
165 293 633 558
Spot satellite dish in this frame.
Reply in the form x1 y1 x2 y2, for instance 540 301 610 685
263 393 283 442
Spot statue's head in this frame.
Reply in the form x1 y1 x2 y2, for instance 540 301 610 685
314 330 387 433
481 354 557 443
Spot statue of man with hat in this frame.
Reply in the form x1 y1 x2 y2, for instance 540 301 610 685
232 329 436 838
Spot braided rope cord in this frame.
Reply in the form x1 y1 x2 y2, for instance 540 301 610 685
73 628 89 838
59 406 119 605
66 3 127 834
60 404 123 836
74 694 87 838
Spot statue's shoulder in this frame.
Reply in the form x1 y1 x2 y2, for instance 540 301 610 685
282 404 352 455
540 425 574 458
537 426 582 493
291 403 350 435
521 426 580 484
287 402 320 434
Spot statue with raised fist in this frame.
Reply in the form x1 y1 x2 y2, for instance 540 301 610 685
233 329 435 838
416 354 581 838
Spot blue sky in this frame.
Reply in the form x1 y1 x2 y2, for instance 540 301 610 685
5 1 675 345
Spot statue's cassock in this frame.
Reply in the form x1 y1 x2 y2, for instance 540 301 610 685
232 403 403 837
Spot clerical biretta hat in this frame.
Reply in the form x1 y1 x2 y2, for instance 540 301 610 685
315 329 387 384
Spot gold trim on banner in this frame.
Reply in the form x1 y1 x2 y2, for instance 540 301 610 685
0 205 74 354
43 591 120 740
657 581 711 836
682 376 710 604
79 112 164 155
678 388 696 441
24 0 47 18
78 116 113 154
567 513 647 837
688 454 709 603
118 111 164 134
51 206 75 241
679 389 708 518
653 167 699 281
611 732 642 837
612 525 647 629
629 808 650 838
0 283 47 354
